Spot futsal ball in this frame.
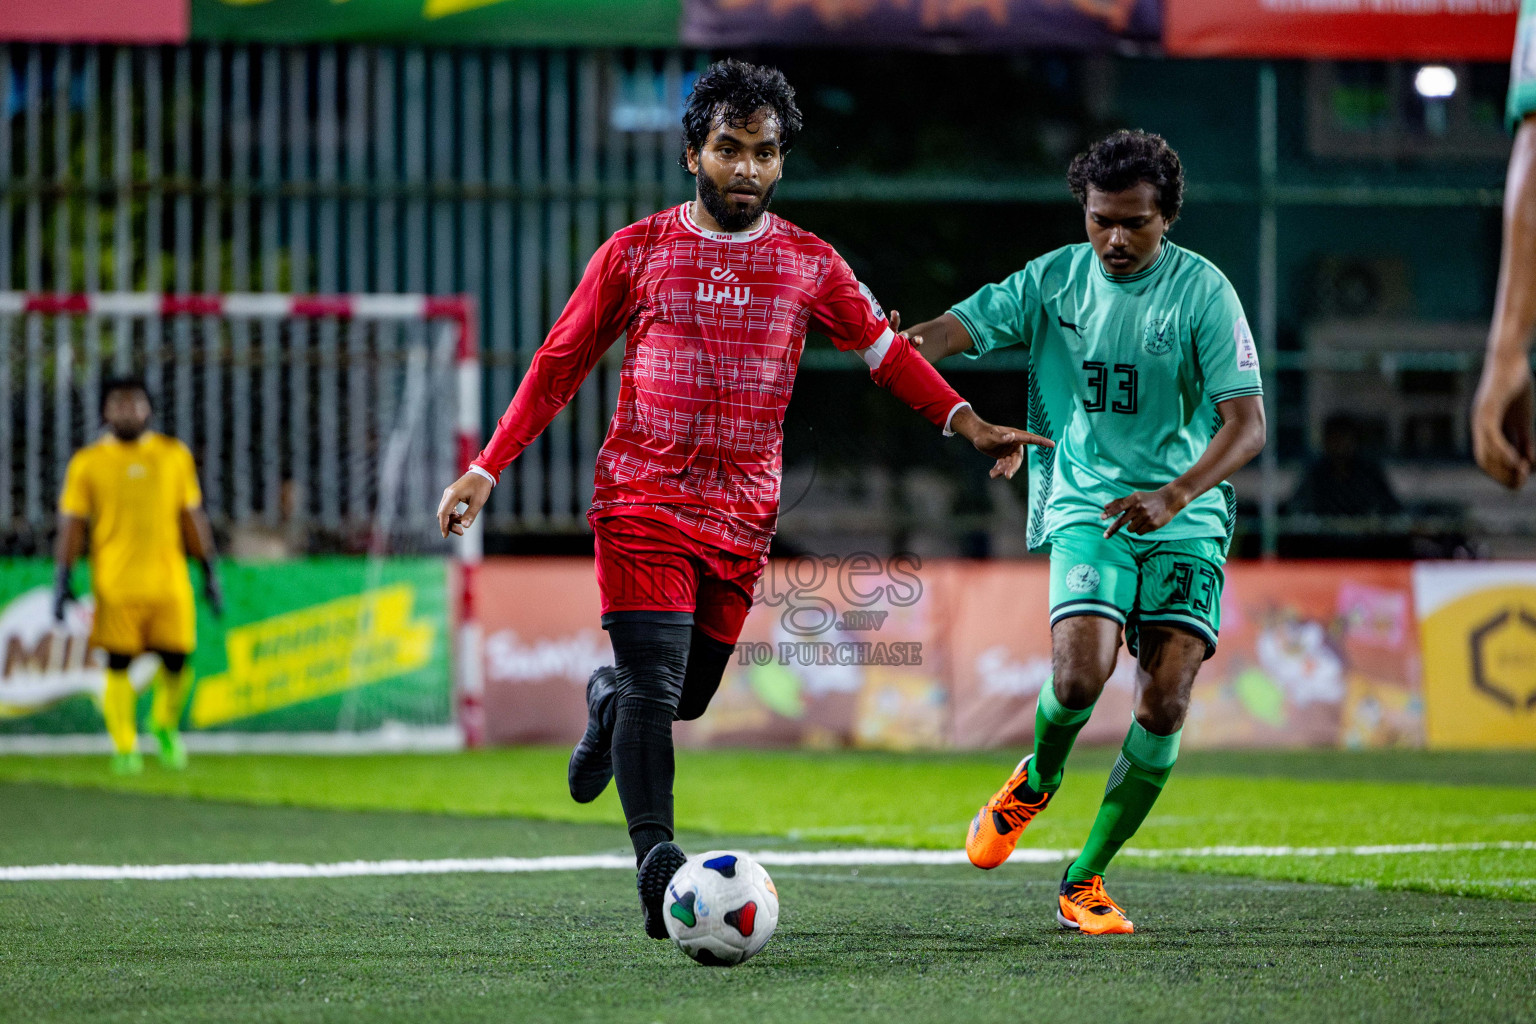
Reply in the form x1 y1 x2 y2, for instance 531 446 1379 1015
662 850 779 966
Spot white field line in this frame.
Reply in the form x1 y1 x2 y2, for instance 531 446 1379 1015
2 841 1533 883
0 726 464 754
1122 841 1536 858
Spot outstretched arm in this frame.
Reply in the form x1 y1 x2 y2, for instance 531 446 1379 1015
1473 115 1536 489
1102 395 1266 538
812 257 1046 474
891 310 975 366
888 309 1046 476
862 331 1050 473
439 238 631 538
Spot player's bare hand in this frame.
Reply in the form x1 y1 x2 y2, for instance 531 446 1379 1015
890 310 923 349
990 445 1025 481
1102 486 1187 538
1471 354 1535 489
438 471 494 538
951 406 1052 470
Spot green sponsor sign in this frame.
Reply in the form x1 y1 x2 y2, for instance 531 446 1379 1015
0 558 449 734
191 0 681 45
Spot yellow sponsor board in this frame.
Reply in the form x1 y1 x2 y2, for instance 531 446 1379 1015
854 669 948 751
190 584 434 728
1416 565 1536 750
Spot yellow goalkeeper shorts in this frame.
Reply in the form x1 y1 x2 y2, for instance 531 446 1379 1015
92 594 195 657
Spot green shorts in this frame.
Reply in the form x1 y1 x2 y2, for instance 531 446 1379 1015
1047 521 1226 658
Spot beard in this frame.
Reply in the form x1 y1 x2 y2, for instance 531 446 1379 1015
696 169 777 233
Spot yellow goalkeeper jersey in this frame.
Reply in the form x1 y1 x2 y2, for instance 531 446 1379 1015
58 432 203 604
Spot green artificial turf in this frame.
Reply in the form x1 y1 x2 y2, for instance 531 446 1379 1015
0 784 1532 1024
0 749 1531 900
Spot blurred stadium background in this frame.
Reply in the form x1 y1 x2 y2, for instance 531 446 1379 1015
3 0 1532 754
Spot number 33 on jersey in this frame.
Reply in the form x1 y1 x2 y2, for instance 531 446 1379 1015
949 240 1263 551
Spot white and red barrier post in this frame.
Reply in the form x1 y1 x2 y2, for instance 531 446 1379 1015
439 297 486 749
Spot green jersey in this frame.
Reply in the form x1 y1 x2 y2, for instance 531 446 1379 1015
1511 0 1536 131
950 240 1262 552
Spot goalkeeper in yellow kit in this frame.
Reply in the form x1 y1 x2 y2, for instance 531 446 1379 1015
54 378 223 774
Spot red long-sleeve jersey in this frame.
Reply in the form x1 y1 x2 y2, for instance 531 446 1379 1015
472 203 969 557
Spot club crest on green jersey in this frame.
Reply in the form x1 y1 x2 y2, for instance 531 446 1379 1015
1143 317 1174 356
1065 564 1101 594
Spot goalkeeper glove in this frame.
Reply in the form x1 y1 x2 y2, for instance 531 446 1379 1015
52 564 75 623
202 563 224 619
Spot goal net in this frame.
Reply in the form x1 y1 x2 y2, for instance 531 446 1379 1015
0 293 481 750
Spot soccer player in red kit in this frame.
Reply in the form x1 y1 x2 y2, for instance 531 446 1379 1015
437 59 1049 938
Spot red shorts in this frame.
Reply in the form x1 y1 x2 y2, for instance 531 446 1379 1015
593 513 766 645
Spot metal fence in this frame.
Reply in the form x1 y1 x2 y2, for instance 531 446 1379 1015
0 42 699 548
1 294 470 555
5 43 1526 558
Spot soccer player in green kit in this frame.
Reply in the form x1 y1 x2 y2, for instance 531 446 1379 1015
899 130 1267 933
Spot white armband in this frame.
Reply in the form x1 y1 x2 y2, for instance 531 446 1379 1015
942 402 971 437
859 327 896 370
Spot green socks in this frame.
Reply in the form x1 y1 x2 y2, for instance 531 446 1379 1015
1068 720 1182 883
1026 676 1095 794
1024 678 1183 881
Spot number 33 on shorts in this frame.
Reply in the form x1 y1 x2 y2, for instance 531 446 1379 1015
1046 522 1223 658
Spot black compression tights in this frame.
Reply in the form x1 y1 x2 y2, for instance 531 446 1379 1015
603 619 736 864
676 630 734 722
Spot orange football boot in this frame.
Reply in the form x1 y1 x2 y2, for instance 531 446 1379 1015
1056 872 1134 935
965 754 1052 869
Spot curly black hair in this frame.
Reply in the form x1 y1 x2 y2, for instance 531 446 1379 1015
100 375 152 415
1067 130 1184 225
679 59 803 170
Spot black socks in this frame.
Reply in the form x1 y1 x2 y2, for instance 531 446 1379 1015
613 700 677 863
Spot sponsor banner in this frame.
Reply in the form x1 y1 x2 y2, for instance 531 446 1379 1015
1186 563 1421 749
682 0 1159 50
1165 0 1521 61
0 563 140 734
949 561 1421 750
190 0 681 45
0 559 448 733
475 554 951 748
684 555 953 750
1414 563 1536 750
1 0 188 44
477 556 1423 751
477 560 608 745
947 562 1138 748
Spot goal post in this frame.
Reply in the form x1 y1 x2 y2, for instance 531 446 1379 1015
0 291 484 750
